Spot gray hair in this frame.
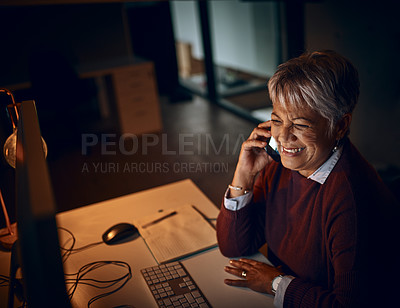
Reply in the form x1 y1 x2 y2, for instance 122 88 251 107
268 50 360 135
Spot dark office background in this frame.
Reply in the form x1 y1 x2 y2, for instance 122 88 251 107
0 0 399 226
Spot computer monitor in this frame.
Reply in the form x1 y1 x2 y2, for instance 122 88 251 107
9 100 70 307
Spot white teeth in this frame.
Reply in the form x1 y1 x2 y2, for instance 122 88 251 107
282 146 304 153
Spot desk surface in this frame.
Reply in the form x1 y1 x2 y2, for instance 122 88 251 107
0 179 274 308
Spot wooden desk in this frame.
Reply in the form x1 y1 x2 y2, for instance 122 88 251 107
0 179 274 307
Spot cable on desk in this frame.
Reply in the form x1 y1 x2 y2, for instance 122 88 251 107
0 274 9 287
58 227 103 262
59 227 132 307
65 260 132 308
2 228 131 307
1 274 26 308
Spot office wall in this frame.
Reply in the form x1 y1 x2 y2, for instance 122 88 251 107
170 0 280 77
305 0 400 168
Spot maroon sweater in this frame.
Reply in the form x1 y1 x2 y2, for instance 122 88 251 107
217 139 399 307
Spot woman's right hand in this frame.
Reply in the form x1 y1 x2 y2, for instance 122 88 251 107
230 121 274 197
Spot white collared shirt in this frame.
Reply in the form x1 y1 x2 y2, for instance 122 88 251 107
223 146 343 307
307 146 343 184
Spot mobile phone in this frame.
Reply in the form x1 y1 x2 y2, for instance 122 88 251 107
264 137 281 163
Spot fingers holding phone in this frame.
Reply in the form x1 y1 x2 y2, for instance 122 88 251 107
249 121 272 143
231 121 280 197
235 121 276 176
255 121 281 163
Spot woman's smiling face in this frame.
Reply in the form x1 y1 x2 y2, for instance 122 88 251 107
271 103 337 177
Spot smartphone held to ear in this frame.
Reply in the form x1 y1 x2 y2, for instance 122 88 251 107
264 137 281 163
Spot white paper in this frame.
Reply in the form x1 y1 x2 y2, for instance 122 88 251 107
134 204 217 263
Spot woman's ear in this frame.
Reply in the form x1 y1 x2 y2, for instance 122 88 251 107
335 113 352 140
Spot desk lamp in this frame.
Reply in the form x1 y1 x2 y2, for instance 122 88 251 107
0 88 47 250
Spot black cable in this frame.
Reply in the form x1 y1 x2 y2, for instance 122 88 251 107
58 227 103 263
3 228 131 307
0 274 9 287
58 227 133 307
64 261 132 307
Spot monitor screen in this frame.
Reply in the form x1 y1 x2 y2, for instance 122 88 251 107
12 100 70 307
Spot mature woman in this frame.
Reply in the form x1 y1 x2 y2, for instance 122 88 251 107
216 51 398 307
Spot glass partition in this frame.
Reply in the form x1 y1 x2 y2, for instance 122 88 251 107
170 1 206 96
171 0 281 123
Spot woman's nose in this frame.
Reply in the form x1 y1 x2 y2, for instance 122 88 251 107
276 126 297 143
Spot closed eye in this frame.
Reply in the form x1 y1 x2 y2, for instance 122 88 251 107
271 119 282 125
294 124 310 129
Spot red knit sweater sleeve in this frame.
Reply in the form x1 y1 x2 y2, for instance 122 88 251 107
284 271 360 308
216 168 270 257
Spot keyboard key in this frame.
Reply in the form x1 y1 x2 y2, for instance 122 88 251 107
164 299 172 306
171 296 179 302
184 293 195 304
168 261 179 267
142 262 212 308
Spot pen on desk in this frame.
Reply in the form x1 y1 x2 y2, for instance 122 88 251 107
191 205 216 229
142 211 177 229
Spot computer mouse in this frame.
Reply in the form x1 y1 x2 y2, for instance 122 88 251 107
102 223 139 245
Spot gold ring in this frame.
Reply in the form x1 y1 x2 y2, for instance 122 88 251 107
241 270 247 278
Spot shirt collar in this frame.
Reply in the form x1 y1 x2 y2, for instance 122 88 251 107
307 146 343 184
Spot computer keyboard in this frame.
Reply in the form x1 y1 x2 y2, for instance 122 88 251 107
141 261 211 308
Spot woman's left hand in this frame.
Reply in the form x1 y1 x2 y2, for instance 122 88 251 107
224 258 284 294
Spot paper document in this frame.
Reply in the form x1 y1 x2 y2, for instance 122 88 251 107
134 204 217 264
